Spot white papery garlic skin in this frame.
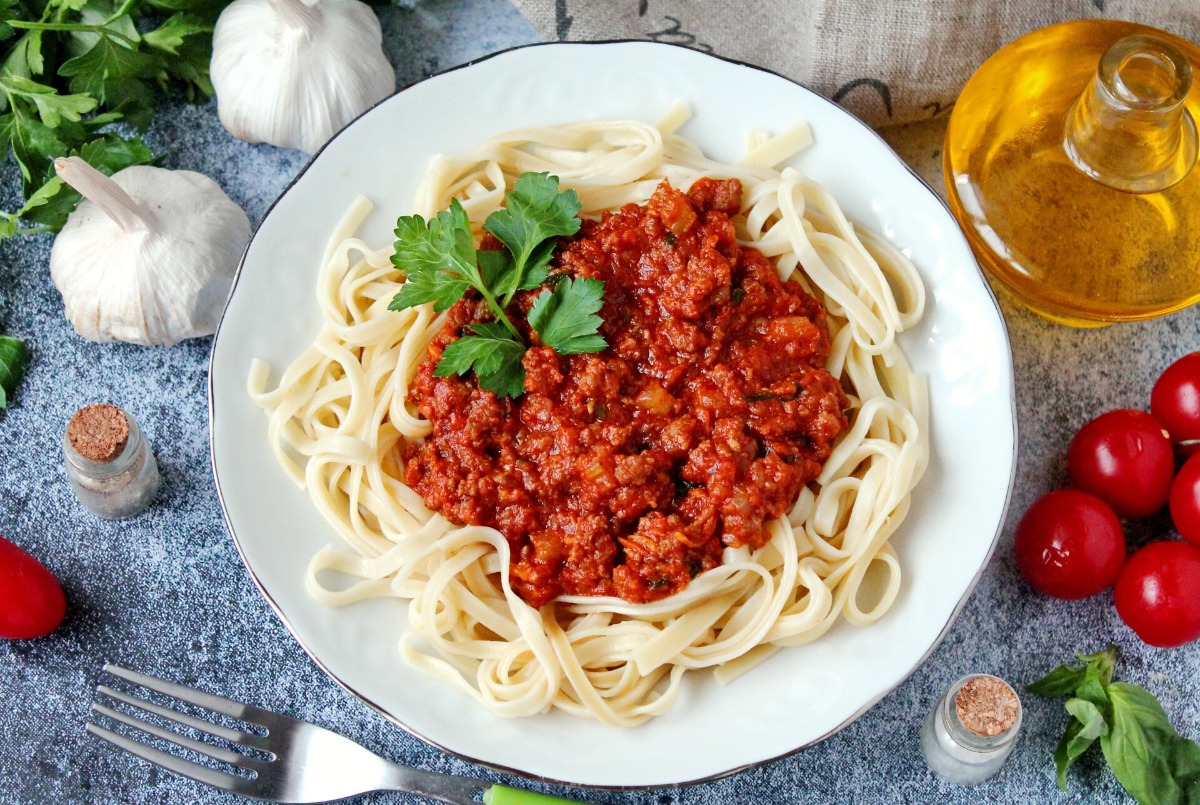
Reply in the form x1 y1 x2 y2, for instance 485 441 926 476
50 157 251 347
211 0 396 154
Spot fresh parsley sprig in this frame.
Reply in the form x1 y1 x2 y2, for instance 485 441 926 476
388 172 606 397
0 0 226 238
1027 646 1200 804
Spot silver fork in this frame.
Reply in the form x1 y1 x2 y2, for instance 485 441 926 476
86 663 580 804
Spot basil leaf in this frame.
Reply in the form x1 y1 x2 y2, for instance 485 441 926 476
1054 720 1089 791
1027 663 1089 698
1052 696 1110 789
1102 682 1200 805
1067 697 1111 741
1079 646 1117 686
1076 660 1113 710
0 334 30 409
1168 737 1200 803
1031 647 1200 803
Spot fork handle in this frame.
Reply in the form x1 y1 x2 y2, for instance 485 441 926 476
483 784 585 804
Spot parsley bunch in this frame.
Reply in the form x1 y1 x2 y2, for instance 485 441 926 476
0 0 227 238
389 172 606 398
1028 646 1200 804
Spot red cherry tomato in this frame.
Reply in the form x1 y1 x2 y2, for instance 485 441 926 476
1114 541 1200 648
1014 489 1126 599
1171 452 1200 547
1151 352 1200 457
0 535 67 640
1066 409 1175 520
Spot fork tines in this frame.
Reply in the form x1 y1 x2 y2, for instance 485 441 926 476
86 663 270 794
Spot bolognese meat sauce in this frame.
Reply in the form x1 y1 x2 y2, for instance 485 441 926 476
405 178 848 607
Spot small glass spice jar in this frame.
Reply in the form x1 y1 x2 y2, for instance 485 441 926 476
62 403 160 519
920 673 1022 785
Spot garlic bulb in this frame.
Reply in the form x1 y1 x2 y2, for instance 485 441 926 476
210 0 396 154
49 157 251 347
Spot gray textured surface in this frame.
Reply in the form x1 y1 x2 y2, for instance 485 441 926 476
1 3 1198 804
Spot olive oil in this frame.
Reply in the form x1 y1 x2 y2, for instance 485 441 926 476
944 20 1200 326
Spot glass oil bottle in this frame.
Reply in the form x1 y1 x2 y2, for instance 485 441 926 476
943 20 1200 326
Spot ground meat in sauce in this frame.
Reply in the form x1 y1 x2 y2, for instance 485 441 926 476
404 177 849 608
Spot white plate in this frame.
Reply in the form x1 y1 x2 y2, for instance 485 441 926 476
209 41 1016 788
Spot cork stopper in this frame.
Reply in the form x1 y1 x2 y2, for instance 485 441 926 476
67 404 130 463
955 676 1020 737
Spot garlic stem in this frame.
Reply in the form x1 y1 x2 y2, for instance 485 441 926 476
266 0 321 32
54 157 152 234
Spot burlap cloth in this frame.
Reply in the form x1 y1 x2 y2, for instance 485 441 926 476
511 1 1200 128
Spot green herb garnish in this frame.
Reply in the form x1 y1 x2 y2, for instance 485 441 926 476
389 172 606 397
0 334 30 409
0 0 226 238
1027 646 1200 803
526 274 605 355
435 321 528 399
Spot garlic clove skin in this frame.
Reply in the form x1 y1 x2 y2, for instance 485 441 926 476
211 0 396 154
50 159 251 347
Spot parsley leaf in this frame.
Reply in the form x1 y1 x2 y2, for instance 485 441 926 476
527 276 606 355
1029 646 1200 804
59 37 160 129
1 74 96 128
0 0 221 239
390 173 607 398
477 249 512 289
0 334 30 409
143 14 213 55
435 321 527 398
389 201 479 313
9 133 154 233
483 171 582 304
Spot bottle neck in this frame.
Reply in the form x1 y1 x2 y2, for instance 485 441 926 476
940 675 1022 753
63 413 144 479
1064 33 1198 193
